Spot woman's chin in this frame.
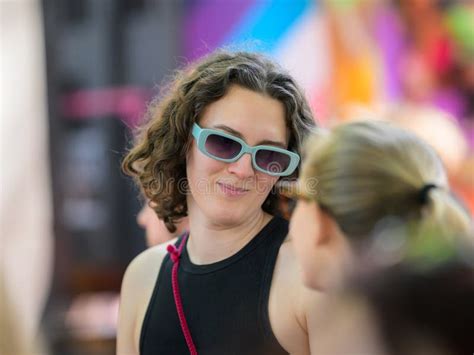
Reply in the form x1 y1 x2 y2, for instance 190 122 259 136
210 210 245 226
204 203 255 226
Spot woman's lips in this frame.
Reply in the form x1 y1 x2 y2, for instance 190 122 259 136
217 182 249 197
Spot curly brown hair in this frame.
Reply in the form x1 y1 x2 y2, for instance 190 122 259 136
122 50 316 232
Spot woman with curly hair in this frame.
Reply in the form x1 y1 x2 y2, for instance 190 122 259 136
117 51 319 354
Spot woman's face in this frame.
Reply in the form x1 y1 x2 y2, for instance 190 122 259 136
186 85 288 226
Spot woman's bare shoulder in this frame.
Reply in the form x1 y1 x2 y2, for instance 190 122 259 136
122 237 178 291
118 238 179 354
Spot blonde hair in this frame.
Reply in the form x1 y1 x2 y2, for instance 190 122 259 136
298 120 472 243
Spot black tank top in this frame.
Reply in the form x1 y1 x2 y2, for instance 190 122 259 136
140 216 289 355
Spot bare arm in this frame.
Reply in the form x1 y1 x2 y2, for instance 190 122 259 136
116 239 176 355
117 256 140 355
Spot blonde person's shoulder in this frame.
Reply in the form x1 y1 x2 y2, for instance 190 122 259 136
117 238 178 355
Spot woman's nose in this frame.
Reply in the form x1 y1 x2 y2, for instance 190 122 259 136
227 153 255 179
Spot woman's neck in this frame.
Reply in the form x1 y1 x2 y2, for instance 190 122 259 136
186 209 272 265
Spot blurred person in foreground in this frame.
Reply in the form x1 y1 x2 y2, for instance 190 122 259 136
0 270 48 355
118 50 323 355
1 0 53 350
307 250 474 355
286 120 473 354
288 120 472 291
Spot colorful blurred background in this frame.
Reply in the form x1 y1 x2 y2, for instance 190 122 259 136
1 0 473 354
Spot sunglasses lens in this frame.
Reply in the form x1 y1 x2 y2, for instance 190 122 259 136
255 149 291 174
205 134 242 160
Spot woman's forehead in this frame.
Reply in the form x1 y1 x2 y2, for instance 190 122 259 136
198 86 289 144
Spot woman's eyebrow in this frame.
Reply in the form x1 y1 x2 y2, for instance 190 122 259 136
212 124 287 148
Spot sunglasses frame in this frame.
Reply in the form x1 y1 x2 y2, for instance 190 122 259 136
192 123 300 176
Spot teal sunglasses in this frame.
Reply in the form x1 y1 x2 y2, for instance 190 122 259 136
191 123 300 176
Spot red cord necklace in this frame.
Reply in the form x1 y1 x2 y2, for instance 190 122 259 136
166 232 198 355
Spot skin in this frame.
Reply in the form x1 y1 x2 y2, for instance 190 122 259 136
117 85 324 354
184 85 284 263
306 293 388 355
289 199 353 291
289 201 460 355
